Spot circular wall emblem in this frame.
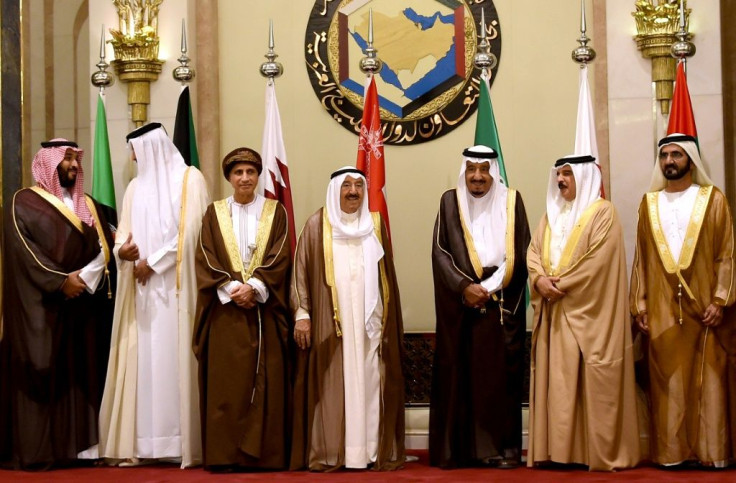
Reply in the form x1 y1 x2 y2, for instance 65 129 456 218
305 0 502 145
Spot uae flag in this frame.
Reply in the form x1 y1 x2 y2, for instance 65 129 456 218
91 92 117 227
356 75 391 241
173 85 200 168
574 64 605 197
667 61 698 142
260 82 296 256
474 73 509 185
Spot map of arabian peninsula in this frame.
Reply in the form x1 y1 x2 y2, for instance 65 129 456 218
350 6 458 102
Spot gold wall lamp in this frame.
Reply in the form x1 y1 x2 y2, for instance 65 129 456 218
633 0 694 115
109 0 165 127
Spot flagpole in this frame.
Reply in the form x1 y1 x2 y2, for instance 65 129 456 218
671 0 695 73
91 25 114 93
359 8 382 77
173 19 195 85
260 19 284 83
474 8 497 82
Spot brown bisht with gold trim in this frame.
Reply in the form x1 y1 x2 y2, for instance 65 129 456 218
429 188 530 468
289 209 405 471
0 188 115 470
193 198 291 469
630 186 736 466
527 199 640 471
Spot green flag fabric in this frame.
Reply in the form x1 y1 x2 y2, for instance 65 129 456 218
92 93 117 226
173 86 200 169
474 76 508 185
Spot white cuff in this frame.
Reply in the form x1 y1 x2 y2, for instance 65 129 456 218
246 277 269 303
295 307 310 321
217 280 242 304
79 249 107 293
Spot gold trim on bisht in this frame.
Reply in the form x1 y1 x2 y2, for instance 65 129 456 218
543 199 605 276
30 186 84 232
322 207 342 337
455 190 484 279
176 167 192 291
85 195 112 298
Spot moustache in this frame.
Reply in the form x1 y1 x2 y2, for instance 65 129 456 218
558 182 567 190
346 195 360 200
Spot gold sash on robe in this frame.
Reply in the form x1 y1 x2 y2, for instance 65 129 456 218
542 199 605 276
455 188 517 288
212 197 278 282
645 185 712 304
322 208 389 338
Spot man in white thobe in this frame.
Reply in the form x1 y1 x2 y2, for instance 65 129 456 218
99 122 210 467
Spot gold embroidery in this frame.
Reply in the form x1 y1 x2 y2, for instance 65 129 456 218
502 189 516 288
85 196 112 298
542 218 551 275
176 167 192 291
544 200 606 277
455 190 483 279
322 208 342 337
12 189 67 277
214 199 244 277
30 186 84 232
244 200 277 280
372 212 390 335
433 192 474 284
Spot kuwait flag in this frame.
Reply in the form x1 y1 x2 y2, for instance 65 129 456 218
260 81 296 256
356 75 391 241
474 73 508 186
92 92 117 227
573 64 604 197
173 85 200 168
667 61 698 142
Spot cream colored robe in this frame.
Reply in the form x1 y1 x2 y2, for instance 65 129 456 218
527 199 641 471
99 167 209 468
630 186 736 465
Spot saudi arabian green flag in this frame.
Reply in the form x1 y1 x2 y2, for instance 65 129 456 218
474 75 508 185
92 93 117 226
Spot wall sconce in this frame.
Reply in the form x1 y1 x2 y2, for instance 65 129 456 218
109 0 165 127
632 0 693 115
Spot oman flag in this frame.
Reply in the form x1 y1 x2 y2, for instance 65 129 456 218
356 75 391 241
260 81 296 256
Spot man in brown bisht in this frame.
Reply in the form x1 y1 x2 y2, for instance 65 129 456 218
0 140 115 469
429 145 529 469
290 167 405 471
193 148 291 471
527 155 640 471
630 133 736 468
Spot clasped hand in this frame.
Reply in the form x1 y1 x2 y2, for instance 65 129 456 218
463 283 490 309
230 283 256 309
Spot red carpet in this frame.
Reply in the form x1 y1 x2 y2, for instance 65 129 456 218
1 451 734 482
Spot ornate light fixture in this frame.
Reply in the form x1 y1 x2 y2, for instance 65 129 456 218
632 0 692 115
109 0 165 126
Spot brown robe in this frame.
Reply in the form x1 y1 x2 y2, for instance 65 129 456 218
193 199 291 469
0 188 115 470
289 208 405 471
527 199 641 471
630 186 736 465
429 189 530 467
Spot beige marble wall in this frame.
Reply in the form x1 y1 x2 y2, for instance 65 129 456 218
606 0 724 272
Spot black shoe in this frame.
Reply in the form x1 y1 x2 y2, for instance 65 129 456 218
498 458 519 469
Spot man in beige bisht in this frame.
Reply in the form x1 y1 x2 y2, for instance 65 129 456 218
527 155 640 471
630 133 736 468
99 123 209 467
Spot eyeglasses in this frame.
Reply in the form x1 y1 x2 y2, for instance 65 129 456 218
658 151 685 161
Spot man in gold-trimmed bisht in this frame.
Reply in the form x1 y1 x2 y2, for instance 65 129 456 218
0 140 115 469
99 123 209 468
630 133 736 468
289 167 405 471
193 148 291 471
527 155 640 471
429 146 530 469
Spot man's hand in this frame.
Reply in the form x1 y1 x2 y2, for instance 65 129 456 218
294 318 311 350
462 283 490 308
61 270 86 298
133 259 154 286
535 276 565 302
703 303 724 327
119 233 140 262
230 283 256 309
634 312 649 334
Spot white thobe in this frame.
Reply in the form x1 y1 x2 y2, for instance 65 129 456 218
658 184 700 262
134 219 182 458
550 202 573 270
216 195 269 305
333 212 382 469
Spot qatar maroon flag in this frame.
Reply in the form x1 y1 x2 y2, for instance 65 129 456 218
356 75 391 241
667 61 698 141
260 81 296 256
